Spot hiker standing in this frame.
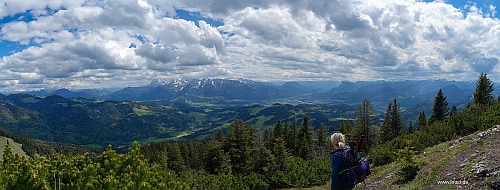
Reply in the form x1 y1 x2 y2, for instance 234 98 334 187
330 133 352 190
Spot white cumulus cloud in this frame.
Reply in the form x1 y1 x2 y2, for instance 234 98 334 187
0 0 499 91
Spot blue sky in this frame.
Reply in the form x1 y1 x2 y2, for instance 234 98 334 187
0 0 499 91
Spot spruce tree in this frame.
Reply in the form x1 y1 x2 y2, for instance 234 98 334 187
264 129 272 149
339 120 347 134
224 120 256 175
380 102 393 142
179 140 189 169
339 120 354 142
272 137 289 171
353 99 377 150
390 98 404 138
214 130 224 142
188 139 202 170
283 121 289 149
297 115 313 160
344 120 354 142
167 142 185 172
317 122 328 156
273 120 283 139
417 111 427 131
254 144 275 174
429 89 449 124
408 121 414 134
473 73 495 106
290 118 299 157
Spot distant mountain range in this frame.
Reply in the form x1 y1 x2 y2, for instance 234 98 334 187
8 78 494 109
5 78 499 116
0 78 499 147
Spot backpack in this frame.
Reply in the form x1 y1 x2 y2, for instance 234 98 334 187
332 146 371 188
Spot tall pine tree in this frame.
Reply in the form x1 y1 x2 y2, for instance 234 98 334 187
380 102 393 142
289 118 299 157
297 115 313 160
429 89 449 124
353 99 377 150
390 99 404 139
316 122 328 156
473 73 495 106
273 120 283 139
380 99 404 142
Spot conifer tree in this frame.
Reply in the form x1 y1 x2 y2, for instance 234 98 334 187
339 120 347 134
188 139 202 170
224 120 256 175
339 120 354 142
450 106 458 117
179 140 189 168
429 89 449 124
408 121 415 134
253 126 276 175
264 128 272 149
379 99 404 142
167 142 185 172
380 102 393 142
317 122 327 148
473 73 495 106
316 122 328 156
214 130 224 142
272 137 289 171
297 115 313 160
205 140 231 175
273 120 283 139
418 111 427 131
283 121 289 149
353 99 377 150
345 120 354 142
254 144 275 174
290 118 299 156
390 99 404 138
99 145 122 188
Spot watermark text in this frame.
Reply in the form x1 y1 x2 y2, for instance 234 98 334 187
437 180 469 185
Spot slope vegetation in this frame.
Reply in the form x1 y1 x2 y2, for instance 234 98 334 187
364 125 500 190
0 136 27 160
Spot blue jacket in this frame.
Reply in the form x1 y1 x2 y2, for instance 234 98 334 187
331 148 344 190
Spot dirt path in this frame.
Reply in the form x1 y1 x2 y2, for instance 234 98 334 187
363 169 397 190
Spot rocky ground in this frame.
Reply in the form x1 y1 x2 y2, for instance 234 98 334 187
432 125 500 190
364 125 500 190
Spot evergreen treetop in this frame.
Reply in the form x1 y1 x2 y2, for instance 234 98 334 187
473 73 495 106
429 89 449 124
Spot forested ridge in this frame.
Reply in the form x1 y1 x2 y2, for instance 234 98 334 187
1 73 500 189
0 94 357 146
0 127 99 157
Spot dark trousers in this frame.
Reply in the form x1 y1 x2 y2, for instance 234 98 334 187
334 184 353 190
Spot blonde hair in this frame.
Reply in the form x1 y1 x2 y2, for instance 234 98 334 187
330 133 345 148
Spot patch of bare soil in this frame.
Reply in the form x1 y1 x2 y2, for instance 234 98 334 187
363 169 397 190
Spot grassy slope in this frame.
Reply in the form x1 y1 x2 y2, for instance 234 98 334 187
362 129 497 190
301 128 499 190
0 136 28 160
